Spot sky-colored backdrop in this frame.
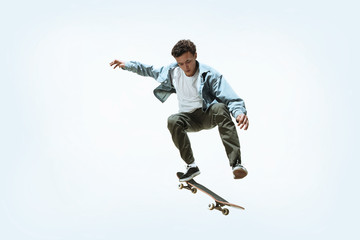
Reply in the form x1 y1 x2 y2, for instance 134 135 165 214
1 0 359 239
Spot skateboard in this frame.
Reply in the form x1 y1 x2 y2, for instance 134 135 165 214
176 172 245 215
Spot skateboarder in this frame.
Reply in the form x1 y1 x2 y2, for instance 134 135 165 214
110 39 249 182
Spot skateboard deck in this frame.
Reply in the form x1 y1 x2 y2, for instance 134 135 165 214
176 172 244 215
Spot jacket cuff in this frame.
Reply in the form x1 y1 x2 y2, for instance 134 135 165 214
233 110 246 119
123 61 132 70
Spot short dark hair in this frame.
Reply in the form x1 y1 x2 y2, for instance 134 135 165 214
171 39 197 57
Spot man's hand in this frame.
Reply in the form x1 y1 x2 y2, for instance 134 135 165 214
236 114 249 130
110 59 126 69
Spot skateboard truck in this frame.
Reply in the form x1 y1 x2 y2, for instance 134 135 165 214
178 182 197 194
208 202 229 215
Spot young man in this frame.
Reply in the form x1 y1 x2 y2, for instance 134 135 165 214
110 40 249 182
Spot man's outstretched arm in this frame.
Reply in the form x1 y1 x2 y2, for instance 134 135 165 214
110 59 166 80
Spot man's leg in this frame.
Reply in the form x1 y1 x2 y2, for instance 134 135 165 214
206 103 241 167
167 111 203 164
206 103 247 179
167 110 204 182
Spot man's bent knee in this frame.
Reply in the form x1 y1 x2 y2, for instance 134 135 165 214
210 103 228 114
167 114 181 129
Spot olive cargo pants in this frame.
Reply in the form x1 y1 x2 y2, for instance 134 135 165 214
167 103 241 167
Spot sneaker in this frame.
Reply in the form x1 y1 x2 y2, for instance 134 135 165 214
179 165 200 182
232 162 248 179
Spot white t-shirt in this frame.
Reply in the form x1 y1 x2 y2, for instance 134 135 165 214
171 67 203 113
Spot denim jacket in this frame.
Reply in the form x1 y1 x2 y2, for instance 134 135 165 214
123 61 247 118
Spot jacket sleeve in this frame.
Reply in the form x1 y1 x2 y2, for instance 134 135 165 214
123 61 165 82
212 75 247 118
123 61 177 103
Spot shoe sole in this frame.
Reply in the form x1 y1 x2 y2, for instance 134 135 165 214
179 171 200 182
233 168 248 179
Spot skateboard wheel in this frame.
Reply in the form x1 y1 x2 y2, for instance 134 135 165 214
222 208 229 215
191 188 197 194
208 203 215 210
178 183 184 189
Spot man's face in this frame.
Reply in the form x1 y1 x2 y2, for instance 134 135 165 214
175 51 198 77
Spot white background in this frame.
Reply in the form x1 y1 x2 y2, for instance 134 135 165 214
1 0 359 239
